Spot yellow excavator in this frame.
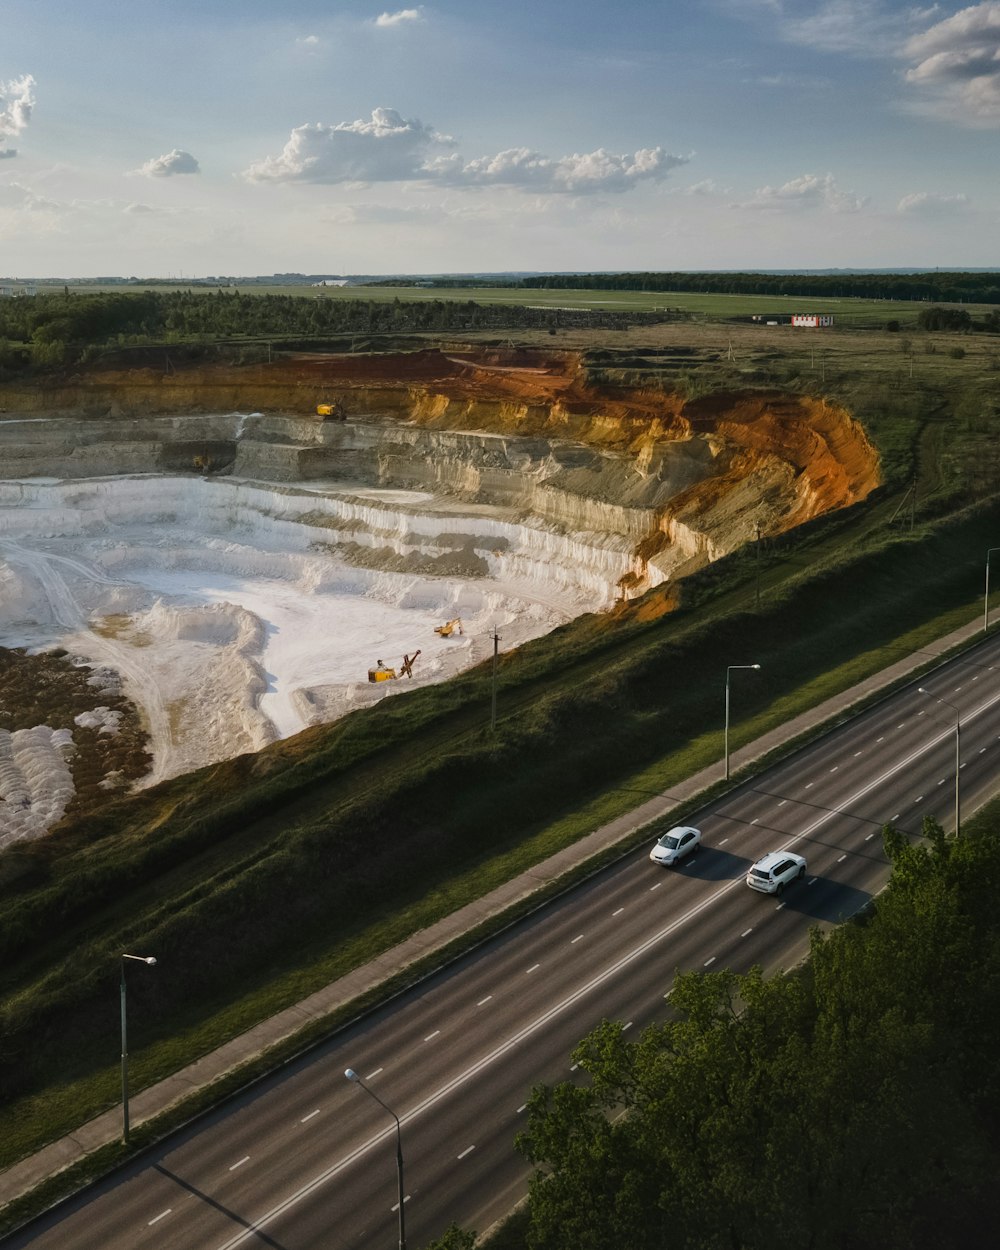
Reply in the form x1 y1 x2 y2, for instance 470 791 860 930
434 618 463 638
316 399 347 421
368 650 421 683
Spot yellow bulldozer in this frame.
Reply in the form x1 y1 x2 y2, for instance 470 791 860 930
434 618 463 638
368 650 421 683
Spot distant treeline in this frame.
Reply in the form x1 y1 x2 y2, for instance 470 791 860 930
420 270 1000 305
0 290 670 372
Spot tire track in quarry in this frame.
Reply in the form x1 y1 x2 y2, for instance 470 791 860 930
0 539 177 785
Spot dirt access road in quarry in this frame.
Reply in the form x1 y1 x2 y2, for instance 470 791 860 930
0 346 880 848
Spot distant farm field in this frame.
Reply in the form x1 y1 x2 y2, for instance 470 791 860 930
52 281 989 328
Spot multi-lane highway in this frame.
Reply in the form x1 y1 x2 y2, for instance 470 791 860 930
8 637 1000 1250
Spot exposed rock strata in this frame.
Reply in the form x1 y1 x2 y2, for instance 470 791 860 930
0 347 880 589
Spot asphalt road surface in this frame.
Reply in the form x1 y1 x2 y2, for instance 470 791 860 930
8 639 1000 1250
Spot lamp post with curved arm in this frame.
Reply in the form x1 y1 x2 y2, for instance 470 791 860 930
918 688 961 837
725 664 761 781
120 953 156 1143
346 1068 406 1250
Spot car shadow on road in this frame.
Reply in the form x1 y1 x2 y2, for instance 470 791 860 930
675 846 751 881
777 878 873 924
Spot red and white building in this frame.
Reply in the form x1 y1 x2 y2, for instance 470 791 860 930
791 314 834 328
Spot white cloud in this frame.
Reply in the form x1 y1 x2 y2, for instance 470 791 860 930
133 149 201 177
736 1 940 55
0 180 59 211
731 171 867 212
243 107 689 194
374 7 424 28
902 2 1000 125
0 73 35 157
243 108 453 183
897 190 971 212
686 178 723 196
444 145 689 192
296 34 320 47
124 202 157 214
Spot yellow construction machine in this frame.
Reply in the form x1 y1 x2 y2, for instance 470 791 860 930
434 618 463 638
316 400 347 421
367 650 421 683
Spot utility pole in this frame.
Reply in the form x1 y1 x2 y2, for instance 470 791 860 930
490 626 501 733
755 521 762 611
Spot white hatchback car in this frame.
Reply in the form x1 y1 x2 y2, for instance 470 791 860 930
649 825 702 867
746 851 807 894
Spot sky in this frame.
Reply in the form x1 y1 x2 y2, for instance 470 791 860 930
2 0 999 277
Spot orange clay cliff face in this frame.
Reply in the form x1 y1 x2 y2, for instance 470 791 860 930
0 346 880 596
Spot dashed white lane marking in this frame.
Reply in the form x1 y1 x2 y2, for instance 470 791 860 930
390 1197 411 1213
517 1104 527 1113
230 1156 250 1171
865 833 876 841
148 1210 172 1226
938 779 945 786
805 782 813 789
719 837 729 845
915 795 924 803
425 1030 441 1041
612 907 625 916
704 956 717 967
807 877 818 885
898 724 905 729
457 1145 476 1160
741 928 753 938
854 751 862 757
365 1068 383 1080
776 901 786 910
981 747 987 754
830 765 838 772
649 881 662 891
877 736 885 743
778 799 786 806
526 963 540 974
570 1063 579 1071
750 818 758 825
300 1110 320 1123
623 1021 633 1031
892 813 900 820
837 854 847 863
571 934 584 943
477 995 492 1006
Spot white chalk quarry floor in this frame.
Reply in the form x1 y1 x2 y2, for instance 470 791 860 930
0 473 636 845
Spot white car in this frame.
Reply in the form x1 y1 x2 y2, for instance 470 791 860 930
746 851 807 894
649 825 702 867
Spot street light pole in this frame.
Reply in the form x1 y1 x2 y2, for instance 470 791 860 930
985 548 1000 633
918 688 961 837
725 664 761 782
346 1068 406 1250
120 953 156 1144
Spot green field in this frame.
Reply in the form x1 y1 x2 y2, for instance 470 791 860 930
46 280 987 328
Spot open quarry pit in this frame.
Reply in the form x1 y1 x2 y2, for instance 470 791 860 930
0 348 879 848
